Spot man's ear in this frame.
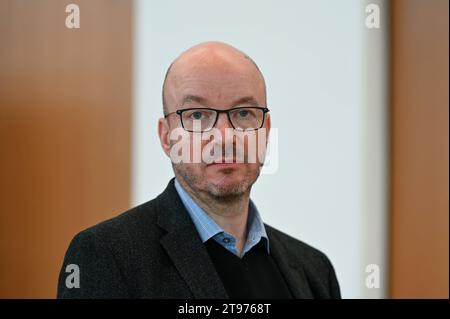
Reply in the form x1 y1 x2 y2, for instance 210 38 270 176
158 117 171 157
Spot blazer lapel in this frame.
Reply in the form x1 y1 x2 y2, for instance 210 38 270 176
267 229 314 299
157 179 228 299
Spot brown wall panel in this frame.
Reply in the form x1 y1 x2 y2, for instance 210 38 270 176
0 0 132 298
389 0 449 298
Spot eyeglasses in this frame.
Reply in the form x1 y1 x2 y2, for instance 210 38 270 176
164 107 270 133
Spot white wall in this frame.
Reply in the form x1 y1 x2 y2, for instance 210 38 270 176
132 0 388 298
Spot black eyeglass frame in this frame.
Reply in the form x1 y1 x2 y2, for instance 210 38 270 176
164 107 270 132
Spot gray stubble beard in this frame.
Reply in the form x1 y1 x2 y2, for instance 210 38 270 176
172 163 259 199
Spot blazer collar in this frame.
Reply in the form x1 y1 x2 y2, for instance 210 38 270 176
156 178 228 299
266 227 315 298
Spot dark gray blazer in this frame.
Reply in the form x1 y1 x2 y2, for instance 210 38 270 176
57 178 341 299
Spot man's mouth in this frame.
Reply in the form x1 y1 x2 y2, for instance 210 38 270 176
206 158 243 168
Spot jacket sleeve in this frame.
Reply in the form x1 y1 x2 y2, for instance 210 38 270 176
57 230 130 298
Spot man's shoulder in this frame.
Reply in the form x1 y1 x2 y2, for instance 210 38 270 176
58 196 166 298
65 178 181 253
71 195 162 248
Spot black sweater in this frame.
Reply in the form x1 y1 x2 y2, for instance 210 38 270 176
204 239 293 299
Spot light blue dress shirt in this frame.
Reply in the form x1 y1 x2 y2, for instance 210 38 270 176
174 178 269 258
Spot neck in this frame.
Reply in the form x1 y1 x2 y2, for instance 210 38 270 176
177 177 250 245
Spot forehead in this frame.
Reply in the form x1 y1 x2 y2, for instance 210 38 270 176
165 54 266 108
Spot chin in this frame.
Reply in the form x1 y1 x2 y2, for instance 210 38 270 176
208 183 247 197
206 174 254 198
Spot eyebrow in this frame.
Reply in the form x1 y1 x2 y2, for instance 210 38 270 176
232 96 260 107
182 95 208 105
181 95 260 107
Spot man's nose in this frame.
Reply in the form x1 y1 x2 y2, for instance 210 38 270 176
215 112 233 133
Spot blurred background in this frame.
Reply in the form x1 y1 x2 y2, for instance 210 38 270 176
0 0 448 298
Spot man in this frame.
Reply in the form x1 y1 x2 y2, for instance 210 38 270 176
57 41 341 299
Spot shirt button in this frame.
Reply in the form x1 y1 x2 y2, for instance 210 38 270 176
222 238 231 244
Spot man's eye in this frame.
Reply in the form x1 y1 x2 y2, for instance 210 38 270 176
191 111 203 120
238 110 249 118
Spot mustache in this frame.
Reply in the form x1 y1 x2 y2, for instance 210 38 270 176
204 142 246 163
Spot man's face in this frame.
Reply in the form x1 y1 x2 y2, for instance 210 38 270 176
158 44 270 198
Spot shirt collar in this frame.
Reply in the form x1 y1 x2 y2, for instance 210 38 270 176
174 178 269 254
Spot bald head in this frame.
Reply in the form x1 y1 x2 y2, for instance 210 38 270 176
162 41 267 115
